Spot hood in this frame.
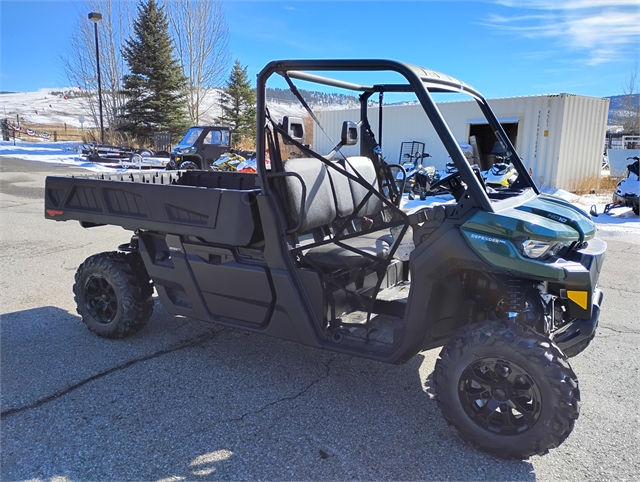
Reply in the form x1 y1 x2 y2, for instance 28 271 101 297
617 178 640 197
462 193 596 244
515 194 596 242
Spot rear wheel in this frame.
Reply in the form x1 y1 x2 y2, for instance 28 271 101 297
73 252 154 338
433 320 579 459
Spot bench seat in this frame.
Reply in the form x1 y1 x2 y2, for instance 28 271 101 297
281 156 392 271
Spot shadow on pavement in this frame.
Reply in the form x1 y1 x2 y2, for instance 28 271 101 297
1 304 536 481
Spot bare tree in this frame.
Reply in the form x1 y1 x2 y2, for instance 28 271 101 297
62 0 230 140
616 65 640 135
60 0 133 141
167 0 230 124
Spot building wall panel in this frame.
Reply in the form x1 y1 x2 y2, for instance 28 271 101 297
314 94 608 190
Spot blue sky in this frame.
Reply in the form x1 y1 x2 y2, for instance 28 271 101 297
1 0 638 98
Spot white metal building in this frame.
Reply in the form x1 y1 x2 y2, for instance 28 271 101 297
314 94 610 190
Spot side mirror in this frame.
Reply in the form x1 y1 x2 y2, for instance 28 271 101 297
341 121 358 146
281 116 304 145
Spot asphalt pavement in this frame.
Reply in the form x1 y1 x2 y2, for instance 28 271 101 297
1 157 638 481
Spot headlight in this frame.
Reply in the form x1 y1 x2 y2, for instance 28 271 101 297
175 147 197 155
519 239 566 260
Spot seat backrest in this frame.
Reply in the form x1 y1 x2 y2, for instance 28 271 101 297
282 157 336 233
344 156 383 217
281 156 383 235
326 162 354 218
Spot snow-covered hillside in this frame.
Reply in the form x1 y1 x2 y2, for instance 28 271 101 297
1 89 91 128
0 87 317 130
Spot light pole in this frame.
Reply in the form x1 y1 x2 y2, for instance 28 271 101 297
88 12 104 144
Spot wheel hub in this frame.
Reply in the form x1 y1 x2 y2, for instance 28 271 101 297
491 387 509 402
85 275 118 324
458 357 542 436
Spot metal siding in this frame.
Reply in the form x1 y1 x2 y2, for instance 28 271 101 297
556 95 609 190
315 94 608 190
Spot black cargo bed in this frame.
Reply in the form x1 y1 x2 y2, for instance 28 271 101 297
44 170 262 246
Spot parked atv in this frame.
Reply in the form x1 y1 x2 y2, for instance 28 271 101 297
45 59 606 459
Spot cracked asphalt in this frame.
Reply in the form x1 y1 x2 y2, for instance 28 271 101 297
1 157 639 481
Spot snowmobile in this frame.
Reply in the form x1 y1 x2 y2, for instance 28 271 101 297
612 157 639 214
398 152 437 200
484 161 518 188
607 157 639 215
410 164 440 201
590 157 639 216
211 152 246 172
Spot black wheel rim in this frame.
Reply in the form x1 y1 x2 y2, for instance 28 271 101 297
85 275 118 324
458 357 542 435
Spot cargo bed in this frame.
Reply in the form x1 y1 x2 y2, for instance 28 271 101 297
44 170 262 246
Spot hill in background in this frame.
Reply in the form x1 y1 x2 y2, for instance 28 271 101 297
1 88 635 134
607 94 639 125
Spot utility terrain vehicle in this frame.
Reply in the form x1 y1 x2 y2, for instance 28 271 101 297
44 60 606 459
166 125 232 170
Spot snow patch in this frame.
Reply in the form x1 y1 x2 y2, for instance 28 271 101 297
1 141 638 236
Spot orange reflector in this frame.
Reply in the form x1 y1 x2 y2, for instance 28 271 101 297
567 290 588 310
46 209 64 216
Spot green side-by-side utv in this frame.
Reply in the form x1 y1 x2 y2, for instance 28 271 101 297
45 60 606 458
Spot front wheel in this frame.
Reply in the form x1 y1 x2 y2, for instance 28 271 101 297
179 160 198 170
73 252 154 338
433 320 580 459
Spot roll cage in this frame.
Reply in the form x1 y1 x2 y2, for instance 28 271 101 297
255 59 538 211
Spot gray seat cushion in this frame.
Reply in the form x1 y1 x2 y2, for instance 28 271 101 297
304 233 393 270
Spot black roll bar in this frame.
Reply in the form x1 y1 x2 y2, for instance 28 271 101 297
256 59 496 212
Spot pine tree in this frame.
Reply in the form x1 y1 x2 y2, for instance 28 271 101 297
120 0 189 144
216 60 256 146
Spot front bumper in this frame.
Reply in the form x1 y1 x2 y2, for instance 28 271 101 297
553 287 603 353
550 237 607 320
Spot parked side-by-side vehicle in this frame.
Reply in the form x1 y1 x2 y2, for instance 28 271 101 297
45 59 606 459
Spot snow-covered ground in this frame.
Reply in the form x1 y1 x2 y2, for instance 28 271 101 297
0 140 123 172
1 139 638 237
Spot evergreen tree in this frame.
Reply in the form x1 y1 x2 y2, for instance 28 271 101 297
216 60 256 146
120 0 189 144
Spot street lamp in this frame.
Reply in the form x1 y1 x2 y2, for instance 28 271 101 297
88 12 104 144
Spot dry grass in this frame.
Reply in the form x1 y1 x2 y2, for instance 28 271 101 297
234 137 256 151
570 175 619 195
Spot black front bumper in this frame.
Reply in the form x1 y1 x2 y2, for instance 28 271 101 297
553 288 604 354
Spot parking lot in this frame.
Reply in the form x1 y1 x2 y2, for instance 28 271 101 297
1 157 639 481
